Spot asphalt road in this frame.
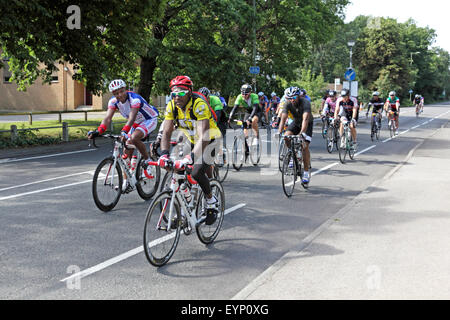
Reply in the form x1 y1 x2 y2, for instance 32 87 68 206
0 103 449 299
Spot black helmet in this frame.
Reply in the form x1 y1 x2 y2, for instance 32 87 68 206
329 90 336 97
198 87 211 98
241 84 252 94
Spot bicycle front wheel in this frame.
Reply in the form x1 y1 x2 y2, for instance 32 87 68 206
135 158 160 200
215 147 230 183
281 151 296 197
249 135 261 166
338 135 347 164
278 137 287 172
92 157 123 212
326 125 334 153
232 137 244 171
143 191 181 267
195 179 225 244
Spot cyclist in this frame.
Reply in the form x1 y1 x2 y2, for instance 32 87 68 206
414 94 423 114
258 91 269 127
300 89 312 102
278 86 314 187
321 90 338 133
334 89 358 150
367 91 384 129
228 84 261 149
385 91 400 135
158 76 222 222
88 79 159 182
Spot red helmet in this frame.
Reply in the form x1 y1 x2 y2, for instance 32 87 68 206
169 76 193 91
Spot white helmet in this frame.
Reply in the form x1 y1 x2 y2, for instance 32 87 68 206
284 86 300 99
258 91 264 97
271 92 276 97
109 79 126 92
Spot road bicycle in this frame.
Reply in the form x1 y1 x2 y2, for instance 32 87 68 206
281 135 309 197
143 159 225 267
415 103 423 118
326 118 340 153
90 134 161 212
370 111 382 141
338 121 356 164
387 111 398 138
231 119 261 170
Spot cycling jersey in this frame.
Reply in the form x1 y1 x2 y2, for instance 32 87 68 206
323 97 337 114
165 96 222 144
336 97 357 118
369 98 384 112
219 96 227 108
386 96 400 110
234 93 259 110
270 96 280 109
281 97 313 126
414 97 421 104
259 95 269 106
108 91 159 124
209 95 223 111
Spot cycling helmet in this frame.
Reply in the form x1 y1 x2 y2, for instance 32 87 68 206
389 91 396 96
284 86 301 99
241 84 252 94
258 92 264 97
170 75 193 91
300 89 307 96
415 94 420 98
109 79 126 92
329 90 336 97
198 87 211 98
271 92 276 97
340 89 350 97
372 91 380 96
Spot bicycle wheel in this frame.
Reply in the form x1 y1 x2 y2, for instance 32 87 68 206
338 134 347 164
389 120 395 138
321 119 328 139
232 137 244 171
334 127 340 151
214 147 230 183
195 179 225 244
326 125 334 153
370 119 375 142
143 191 181 267
278 137 287 172
92 157 123 212
281 151 296 198
376 119 381 140
349 135 356 160
249 135 261 166
135 158 160 200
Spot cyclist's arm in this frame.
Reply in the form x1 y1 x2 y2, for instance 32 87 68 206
300 112 311 136
99 107 116 130
123 107 139 131
278 112 288 134
248 103 259 120
229 104 239 121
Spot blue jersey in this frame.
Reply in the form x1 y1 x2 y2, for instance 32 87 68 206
219 96 227 108
108 91 159 124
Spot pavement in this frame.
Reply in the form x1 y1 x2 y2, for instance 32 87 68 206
233 120 450 300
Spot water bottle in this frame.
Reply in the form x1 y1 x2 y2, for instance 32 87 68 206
130 155 138 172
180 183 192 204
122 154 131 168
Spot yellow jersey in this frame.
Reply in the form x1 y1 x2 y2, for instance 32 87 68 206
164 97 222 144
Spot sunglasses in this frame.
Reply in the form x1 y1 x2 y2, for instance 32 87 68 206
171 90 189 98
286 96 298 100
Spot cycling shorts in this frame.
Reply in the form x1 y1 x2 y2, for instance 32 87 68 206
129 118 158 137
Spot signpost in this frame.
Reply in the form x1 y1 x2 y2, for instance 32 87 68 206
249 66 260 92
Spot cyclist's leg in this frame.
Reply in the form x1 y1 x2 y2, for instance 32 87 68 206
302 122 313 172
130 119 157 160
251 114 260 138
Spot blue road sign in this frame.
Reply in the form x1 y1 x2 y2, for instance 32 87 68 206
409 89 413 94
249 66 260 75
344 68 356 81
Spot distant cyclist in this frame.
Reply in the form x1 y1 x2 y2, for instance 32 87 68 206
300 89 312 102
414 94 424 114
334 89 358 151
322 90 337 120
228 84 261 148
258 91 269 127
278 86 313 187
268 92 280 124
385 91 400 135
367 91 384 128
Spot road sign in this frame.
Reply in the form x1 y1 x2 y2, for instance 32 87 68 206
344 68 356 81
409 89 413 94
249 66 260 74
343 81 358 97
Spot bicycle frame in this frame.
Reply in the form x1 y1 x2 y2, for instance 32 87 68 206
108 139 140 189
161 170 201 231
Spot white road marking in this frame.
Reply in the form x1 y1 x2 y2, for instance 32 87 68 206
0 171 94 192
0 149 96 164
60 203 247 283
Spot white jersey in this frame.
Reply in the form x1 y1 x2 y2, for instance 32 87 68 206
108 91 159 124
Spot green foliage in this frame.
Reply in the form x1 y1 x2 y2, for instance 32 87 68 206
0 0 167 94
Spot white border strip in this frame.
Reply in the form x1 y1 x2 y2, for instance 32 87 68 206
0 149 96 164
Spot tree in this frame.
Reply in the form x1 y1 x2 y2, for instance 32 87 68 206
0 0 166 94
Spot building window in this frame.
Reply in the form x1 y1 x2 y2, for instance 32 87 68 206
3 58 12 83
51 66 59 82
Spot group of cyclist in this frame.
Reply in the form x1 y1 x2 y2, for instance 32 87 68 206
88 77 424 207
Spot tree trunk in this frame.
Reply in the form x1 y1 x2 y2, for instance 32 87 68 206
137 56 157 102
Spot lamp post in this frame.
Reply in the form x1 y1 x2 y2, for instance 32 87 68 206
347 41 355 96
410 51 420 65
